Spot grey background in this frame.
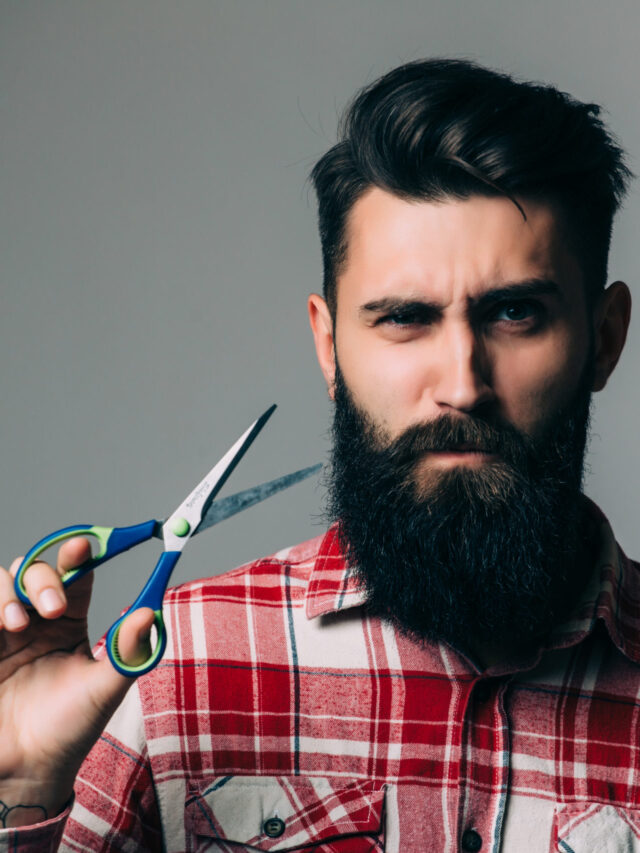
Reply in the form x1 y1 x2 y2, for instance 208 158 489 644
1 1 638 642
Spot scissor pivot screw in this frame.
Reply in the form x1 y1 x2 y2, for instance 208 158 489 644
171 517 191 537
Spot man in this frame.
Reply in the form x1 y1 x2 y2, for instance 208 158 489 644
0 59 635 852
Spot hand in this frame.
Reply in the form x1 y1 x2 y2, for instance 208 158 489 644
0 538 154 828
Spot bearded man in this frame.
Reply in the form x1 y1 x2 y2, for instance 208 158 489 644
0 59 636 853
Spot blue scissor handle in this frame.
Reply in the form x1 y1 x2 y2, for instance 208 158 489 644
105 550 180 677
14 521 158 606
14 522 181 678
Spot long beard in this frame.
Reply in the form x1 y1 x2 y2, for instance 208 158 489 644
328 365 594 654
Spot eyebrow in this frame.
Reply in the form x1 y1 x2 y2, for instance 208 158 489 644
358 278 562 318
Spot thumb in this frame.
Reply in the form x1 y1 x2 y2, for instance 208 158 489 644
88 607 157 714
112 607 156 668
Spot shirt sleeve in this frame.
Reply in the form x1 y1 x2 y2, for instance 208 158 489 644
0 807 69 853
0 682 162 853
62 679 162 851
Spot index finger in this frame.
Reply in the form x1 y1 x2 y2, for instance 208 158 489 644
12 533 92 606
57 537 93 574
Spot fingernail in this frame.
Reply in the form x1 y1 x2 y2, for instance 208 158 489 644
4 602 28 630
40 588 64 615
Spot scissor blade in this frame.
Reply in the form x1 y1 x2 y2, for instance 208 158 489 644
162 405 277 551
194 463 322 535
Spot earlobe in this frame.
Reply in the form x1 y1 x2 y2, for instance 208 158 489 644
592 281 632 392
308 293 337 399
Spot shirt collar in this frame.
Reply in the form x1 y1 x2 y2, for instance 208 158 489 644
304 502 640 665
304 524 366 619
547 498 640 663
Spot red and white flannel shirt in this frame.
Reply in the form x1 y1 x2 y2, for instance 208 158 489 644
4 500 640 852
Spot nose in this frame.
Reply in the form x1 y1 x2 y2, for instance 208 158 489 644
431 322 495 413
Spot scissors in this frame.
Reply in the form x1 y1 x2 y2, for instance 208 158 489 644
15 405 321 677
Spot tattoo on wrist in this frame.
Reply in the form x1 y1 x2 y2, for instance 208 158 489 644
0 800 48 828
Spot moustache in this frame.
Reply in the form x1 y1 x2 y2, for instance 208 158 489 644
378 414 532 470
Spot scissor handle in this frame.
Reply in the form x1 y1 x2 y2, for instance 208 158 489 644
15 521 158 606
105 550 181 677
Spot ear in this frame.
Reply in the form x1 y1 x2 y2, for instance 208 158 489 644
308 293 336 399
592 281 632 392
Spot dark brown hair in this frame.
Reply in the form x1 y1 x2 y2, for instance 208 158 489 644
311 59 631 316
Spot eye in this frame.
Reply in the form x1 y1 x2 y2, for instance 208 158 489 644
374 307 436 328
380 311 419 326
371 306 437 342
490 300 545 328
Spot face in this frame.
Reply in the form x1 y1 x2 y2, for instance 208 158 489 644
310 189 628 484
309 189 630 656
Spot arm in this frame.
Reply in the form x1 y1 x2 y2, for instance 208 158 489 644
0 683 162 852
0 538 156 844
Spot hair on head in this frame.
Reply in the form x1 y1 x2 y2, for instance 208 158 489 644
311 58 632 316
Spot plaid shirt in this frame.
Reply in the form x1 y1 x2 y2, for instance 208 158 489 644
4 500 640 852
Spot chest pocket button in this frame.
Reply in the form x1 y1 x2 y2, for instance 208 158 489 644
263 817 286 838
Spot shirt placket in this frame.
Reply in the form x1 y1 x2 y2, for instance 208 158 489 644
455 677 511 853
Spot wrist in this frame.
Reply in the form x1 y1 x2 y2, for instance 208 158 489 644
0 784 73 828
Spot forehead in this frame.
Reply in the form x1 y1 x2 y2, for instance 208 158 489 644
338 188 584 307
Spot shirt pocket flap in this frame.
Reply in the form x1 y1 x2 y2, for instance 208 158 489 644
555 803 640 852
185 776 386 850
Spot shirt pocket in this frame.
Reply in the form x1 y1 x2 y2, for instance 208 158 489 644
184 775 386 852
554 802 640 852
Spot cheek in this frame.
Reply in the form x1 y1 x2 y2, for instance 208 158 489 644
336 335 428 425
492 339 588 432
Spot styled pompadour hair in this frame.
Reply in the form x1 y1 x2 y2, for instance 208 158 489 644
311 59 631 316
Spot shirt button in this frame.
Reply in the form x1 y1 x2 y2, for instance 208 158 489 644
263 817 286 838
461 828 483 851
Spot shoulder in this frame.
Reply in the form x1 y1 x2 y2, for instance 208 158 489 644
163 531 328 608
583 498 640 661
